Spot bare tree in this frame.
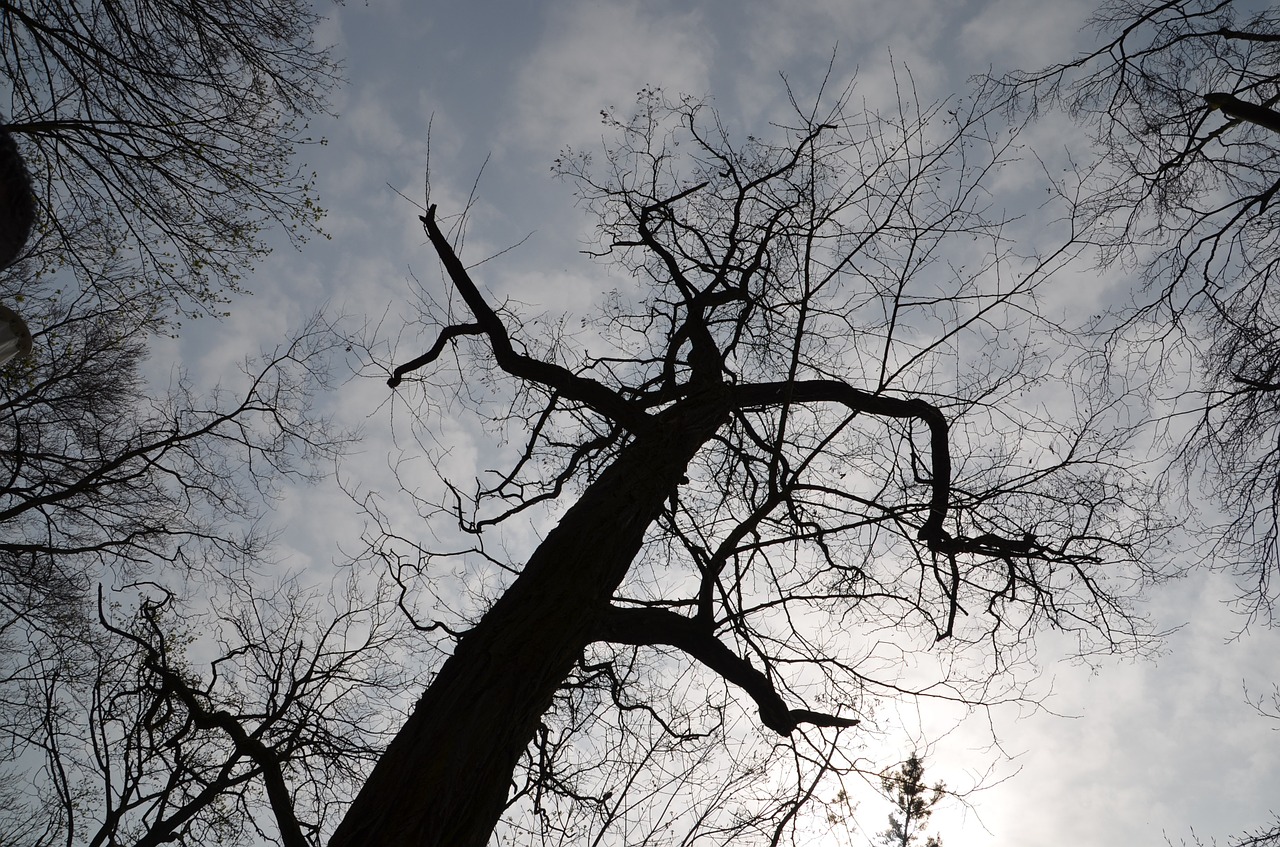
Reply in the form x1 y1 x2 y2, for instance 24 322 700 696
0 266 361 845
0 0 340 326
0 571 418 847
991 4 1280 845
0 271 349 635
335 80 1162 847
0 3 361 843
992 0 1280 617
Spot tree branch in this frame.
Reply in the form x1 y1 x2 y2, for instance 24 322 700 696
96 589 310 847
387 323 482 387
733 379 952 544
407 206 653 433
147 664 311 847
594 605 859 736
1212 27 1280 43
1204 92 1280 135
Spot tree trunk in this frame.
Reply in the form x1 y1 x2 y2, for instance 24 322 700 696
328 395 728 847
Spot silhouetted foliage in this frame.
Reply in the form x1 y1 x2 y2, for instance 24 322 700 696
0 279 363 845
997 3 1280 844
995 0 1280 619
0 573 416 846
0 3 363 845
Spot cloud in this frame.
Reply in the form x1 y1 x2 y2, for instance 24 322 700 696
958 0 1095 69
509 0 713 156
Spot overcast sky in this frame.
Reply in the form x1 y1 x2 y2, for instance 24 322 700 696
170 1 1280 844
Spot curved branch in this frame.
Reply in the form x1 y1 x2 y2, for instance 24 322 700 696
732 380 1054 571
733 379 952 544
594 605 860 736
387 323 482 387
415 206 652 433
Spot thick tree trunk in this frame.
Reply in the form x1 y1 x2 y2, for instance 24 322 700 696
328 396 727 847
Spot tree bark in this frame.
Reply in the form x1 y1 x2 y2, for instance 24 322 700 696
328 393 729 847
1204 92 1280 135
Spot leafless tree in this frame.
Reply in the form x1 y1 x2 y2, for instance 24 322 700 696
335 79 1164 847
992 0 1280 618
0 571 418 847
0 265 362 845
0 0 340 327
0 269 349 636
0 4 362 844
993 4 1280 845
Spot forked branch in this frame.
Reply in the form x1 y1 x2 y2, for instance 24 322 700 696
733 379 1046 561
390 206 653 433
595 605 859 735
96 588 310 847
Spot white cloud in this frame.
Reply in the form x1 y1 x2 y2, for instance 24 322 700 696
509 0 713 155
958 0 1096 69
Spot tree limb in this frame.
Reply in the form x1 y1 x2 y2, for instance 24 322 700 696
411 206 653 433
97 589 311 847
387 323 482 387
732 379 952 544
146 663 312 847
1204 92 1280 135
594 605 859 736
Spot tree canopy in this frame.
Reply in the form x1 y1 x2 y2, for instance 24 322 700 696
15 1 1280 845
995 0 1280 619
0 1 361 843
333 80 1161 847
993 3 1280 843
1 0 340 327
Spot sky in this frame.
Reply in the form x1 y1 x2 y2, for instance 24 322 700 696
164 1 1280 845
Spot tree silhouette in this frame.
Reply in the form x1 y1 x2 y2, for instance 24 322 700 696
0 0 339 327
879 753 944 847
995 3 1280 844
0 2 355 844
0 288 359 844
993 0 1280 620
334 80 1159 847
